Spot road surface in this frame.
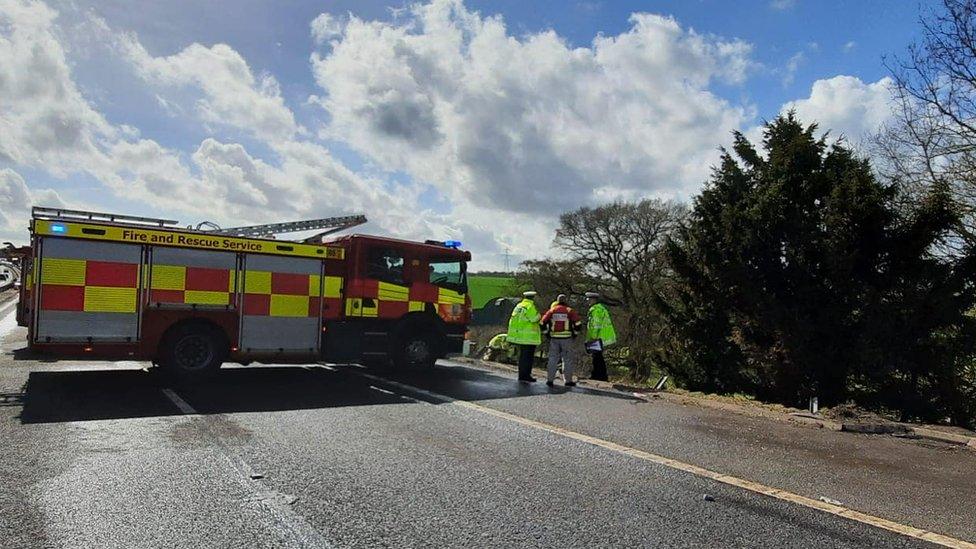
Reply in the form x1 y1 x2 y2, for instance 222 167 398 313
1 300 974 548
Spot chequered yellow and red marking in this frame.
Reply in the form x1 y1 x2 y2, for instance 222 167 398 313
39 258 139 313
242 270 341 317
147 264 237 306
343 279 468 321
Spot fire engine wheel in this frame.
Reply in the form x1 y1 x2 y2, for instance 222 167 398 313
394 333 438 369
160 323 227 380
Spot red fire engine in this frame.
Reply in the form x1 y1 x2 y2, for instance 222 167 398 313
15 207 471 379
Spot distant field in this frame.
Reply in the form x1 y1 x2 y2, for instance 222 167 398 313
467 275 516 309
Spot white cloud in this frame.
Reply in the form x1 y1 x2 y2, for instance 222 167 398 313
4 0 900 269
0 0 115 176
311 13 346 45
0 168 63 239
843 41 857 53
782 51 804 87
123 41 301 142
310 0 754 230
0 1 445 252
783 75 895 143
0 168 31 228
770 0 796 10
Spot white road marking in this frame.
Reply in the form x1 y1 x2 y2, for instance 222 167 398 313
352 370 976 549
160 388 197 415
160 386 336 549
368 385 395 395
0 302 19 350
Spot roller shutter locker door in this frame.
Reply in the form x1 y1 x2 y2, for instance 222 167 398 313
36 238 142 342
240 254 323 353
148 247 237 307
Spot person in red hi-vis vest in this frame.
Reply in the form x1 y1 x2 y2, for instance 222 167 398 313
540 294 582 387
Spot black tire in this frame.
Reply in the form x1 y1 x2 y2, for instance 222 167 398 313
159 322 228 381
394 330 438 369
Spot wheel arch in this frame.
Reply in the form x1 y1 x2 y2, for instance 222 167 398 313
157 317 231 357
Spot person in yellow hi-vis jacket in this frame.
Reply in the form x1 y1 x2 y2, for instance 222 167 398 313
585 291 616 381
507 290 541 383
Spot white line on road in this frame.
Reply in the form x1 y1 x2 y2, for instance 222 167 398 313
160 388 197 415
160 386 337 549
0 300 20 350
352 370 975 549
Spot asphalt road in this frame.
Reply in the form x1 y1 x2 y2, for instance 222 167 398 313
1 303 974 547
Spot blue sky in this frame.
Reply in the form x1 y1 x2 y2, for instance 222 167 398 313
78 0 923 126
0 0 935 268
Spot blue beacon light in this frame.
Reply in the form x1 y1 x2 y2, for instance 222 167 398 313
50 223 67 233
443 240 462 249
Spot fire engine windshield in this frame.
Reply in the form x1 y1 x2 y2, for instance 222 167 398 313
429 259 466 292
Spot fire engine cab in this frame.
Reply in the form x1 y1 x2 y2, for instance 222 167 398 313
16 207 471 379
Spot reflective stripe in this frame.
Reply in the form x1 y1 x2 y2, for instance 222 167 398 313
345 297 378 318
151 265 186 290
41 258 85 286
84 286 137 313
270 295 309 317
183 290 230 305
244 271 272 294
378 281 409 302
438 288 466 304
323 276 342 298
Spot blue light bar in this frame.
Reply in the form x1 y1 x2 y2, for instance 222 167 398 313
50 223 67 233
443 240 462 248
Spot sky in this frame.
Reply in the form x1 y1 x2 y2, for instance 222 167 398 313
0 0 932 269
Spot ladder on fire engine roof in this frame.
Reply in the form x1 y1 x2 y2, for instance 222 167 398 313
210 215 368 242
32 207 180 227
32 206 367 242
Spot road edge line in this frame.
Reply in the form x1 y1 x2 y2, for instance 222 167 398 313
356 371 976 549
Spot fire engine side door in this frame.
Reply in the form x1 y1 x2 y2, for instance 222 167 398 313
35 237 142 342
239 254 324 354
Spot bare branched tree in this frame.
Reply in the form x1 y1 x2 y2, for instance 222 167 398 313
553 199 687 308
543 199 687 379
880 0 976 249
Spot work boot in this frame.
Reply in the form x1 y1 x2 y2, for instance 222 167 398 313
545 380 554 387
564 381 576 387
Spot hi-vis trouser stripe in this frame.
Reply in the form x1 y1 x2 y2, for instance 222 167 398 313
39 257 138 313
243 271 342 317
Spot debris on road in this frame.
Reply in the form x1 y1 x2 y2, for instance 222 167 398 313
819 496 843 506
250 473 265 480
702 494 715 502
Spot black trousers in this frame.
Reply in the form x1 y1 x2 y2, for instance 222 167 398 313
590 350 608 381
517 344 536 380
